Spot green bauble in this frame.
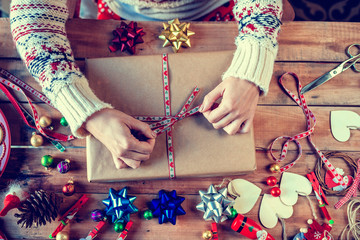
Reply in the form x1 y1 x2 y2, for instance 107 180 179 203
60 117 69 127
143 209 153 220
114 222 124 233
41 155 54 167
228 207 237 219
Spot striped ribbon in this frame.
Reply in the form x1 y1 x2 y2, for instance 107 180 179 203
269 72 346 189
135 54 200 179
0 68 74 142
334 159 360 209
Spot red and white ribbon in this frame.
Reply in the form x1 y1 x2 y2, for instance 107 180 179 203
270 72 346 189
334 159 360 209
135 54 200 179
0 68 74 142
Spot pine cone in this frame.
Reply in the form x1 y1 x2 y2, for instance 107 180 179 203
14 189 61 228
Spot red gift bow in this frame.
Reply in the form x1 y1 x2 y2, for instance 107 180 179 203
109 21 145 54
135 54 200 179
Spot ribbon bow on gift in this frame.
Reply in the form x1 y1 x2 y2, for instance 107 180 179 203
136 86 200 136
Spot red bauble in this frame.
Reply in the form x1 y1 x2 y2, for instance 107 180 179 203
266 176 277 186
62 181 75 196
270 187 281 197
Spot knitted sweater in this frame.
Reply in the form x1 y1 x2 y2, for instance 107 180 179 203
10 0 283 138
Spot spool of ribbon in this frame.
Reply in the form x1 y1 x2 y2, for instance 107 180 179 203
0 68 74 147
334 159 360 209
0 107 10 178
109 21 145 54
269 72 346 190
135 54 200 179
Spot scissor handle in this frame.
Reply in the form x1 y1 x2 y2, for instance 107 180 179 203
346 43 360 72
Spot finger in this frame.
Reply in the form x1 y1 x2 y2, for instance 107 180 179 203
223 119 243 135
205 102 232 124
119 148 151 161
131 120 157 139
200 84 223 112
112 155 127 169
238 119 253 133
126 136 156 154
212 113 234 129
121 157 142 169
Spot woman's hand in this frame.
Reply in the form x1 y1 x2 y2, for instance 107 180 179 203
200 77 260 135
85 108 156 169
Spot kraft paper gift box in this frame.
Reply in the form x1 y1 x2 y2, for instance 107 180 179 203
85 51 256 182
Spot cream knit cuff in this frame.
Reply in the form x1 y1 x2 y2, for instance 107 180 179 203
53 75 112 138
222 39 277 95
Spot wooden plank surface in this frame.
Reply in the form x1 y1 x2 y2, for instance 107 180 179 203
0 18 359 239
1 18 360 62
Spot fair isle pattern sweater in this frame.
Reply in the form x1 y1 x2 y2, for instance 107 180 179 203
10 0 282 138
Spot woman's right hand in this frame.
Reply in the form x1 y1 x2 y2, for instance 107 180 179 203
85 108 156 169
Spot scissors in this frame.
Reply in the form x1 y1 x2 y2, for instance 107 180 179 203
301 43 360 94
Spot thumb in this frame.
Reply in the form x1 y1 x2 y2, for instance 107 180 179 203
130 120 156 139
200 83 223 113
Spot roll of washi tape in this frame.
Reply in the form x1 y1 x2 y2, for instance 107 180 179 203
0 108 11 178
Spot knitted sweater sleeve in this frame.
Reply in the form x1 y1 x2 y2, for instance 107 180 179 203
223 0 283 95
10 0 112 138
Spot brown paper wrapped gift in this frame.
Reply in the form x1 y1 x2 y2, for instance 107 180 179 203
85 51 256 182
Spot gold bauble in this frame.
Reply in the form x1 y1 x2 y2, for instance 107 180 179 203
56 232 69 240
202 230 213 240
269 163 281 173
30 133 43 147
39 115 52 128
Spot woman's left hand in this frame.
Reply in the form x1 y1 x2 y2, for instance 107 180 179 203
199 77 260 135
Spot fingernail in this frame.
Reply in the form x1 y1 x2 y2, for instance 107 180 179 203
199 104 204 112
151 131 157 138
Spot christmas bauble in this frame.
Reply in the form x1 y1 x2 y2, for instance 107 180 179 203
41 155 54 167
269 163 281 173
60 117 69 127
143 209 153 220
266 176 278 186
91 209 105 222
39 116 52 128
114 222 124 233
270 187 281 197
62 180 75 196
56 232 69 240
228 207 237 219
202 230 213 240
31 133 43 147
57 159 70 174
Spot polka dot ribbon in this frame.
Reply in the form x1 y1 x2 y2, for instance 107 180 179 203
334 159 360 209
270 72 346 189
0 68 74 142
135 54 200 179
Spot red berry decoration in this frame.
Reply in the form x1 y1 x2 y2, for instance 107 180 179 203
266 176 277 186
270 187 281 197
62 179 75 196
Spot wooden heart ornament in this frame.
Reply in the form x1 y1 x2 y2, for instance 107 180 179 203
259 194 293 229
330 110 360 142
279 172 312 206
227 179 261 214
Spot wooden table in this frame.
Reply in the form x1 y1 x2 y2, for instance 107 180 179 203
0 18 359 239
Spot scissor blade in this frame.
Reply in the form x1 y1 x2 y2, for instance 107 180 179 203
300 66 341 94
